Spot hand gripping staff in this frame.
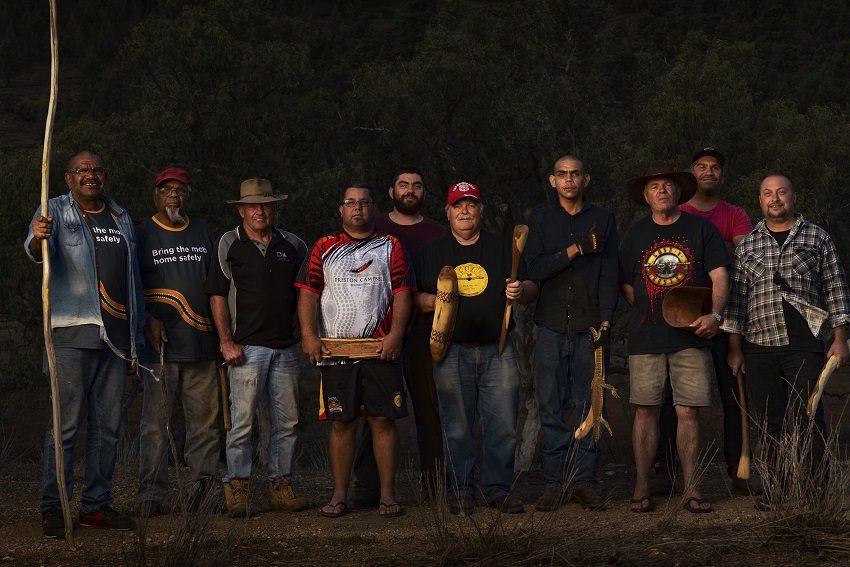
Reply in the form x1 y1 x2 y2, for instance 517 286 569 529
41 0 75 548
807 354 839 420
498 225 529 356
430 266 459 362
574 325 620 442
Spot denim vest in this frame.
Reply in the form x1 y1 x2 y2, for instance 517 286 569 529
24 191 145 359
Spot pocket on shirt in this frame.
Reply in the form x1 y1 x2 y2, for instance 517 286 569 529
740 252 766 281
63 219 83 247
792 247 818 276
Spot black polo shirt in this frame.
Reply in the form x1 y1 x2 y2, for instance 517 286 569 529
205 225 307 349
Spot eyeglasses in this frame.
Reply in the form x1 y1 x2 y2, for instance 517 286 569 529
341 199 374 208
68 167 106 176
157 185 189 196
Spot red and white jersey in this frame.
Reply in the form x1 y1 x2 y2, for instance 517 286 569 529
296 230 414 339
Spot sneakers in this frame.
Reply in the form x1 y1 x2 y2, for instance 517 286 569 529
42 508 66 539
486 494 525 514
79 505 136 530
534 488 566 512
267 477 307 512
570 486 607 511
223 479 251 517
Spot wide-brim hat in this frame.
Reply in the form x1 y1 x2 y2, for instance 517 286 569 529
626 161 697 206
226 178 288 204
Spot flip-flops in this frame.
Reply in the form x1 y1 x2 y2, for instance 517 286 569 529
629 495 655 513
682 497 713 513
378 501 405 518
320 501 348 518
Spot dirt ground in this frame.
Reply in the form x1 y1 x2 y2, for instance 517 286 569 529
1 362 848 566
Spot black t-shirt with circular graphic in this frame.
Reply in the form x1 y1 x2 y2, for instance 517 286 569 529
619 212 728 355
416 231 525 344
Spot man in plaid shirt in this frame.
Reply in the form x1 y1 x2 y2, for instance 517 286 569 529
724 172 849 470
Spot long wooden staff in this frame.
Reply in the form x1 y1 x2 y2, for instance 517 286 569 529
735 370 750 480
498 225 529 356
41 0 74 548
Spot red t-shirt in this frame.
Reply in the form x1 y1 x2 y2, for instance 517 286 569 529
679 200 753 244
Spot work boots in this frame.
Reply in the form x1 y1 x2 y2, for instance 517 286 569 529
223 479 250 518
267 477 307 512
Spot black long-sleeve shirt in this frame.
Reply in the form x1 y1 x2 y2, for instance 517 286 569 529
525 202 619 333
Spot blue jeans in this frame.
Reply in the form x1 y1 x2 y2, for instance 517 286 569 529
137 360 220 505
533 327 605 489
433 342 519 502
41 346 126 513
224 344 300 482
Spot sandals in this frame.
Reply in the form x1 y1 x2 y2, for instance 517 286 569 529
378 501 405 518
629 495 655 513
682 497 713 514
320 501 348 518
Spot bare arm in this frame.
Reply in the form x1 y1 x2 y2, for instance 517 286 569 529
828 324 850 366
379 290 411 360
210 294 244 366
297 288 327 364
689 266 729 338
727 332 745 376
620 282 634 306
415 291 437 314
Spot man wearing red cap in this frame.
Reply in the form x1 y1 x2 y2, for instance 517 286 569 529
415 182 538 515
134 167 220 517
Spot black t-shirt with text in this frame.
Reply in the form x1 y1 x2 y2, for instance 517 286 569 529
136 217 218 362
85 207 130 351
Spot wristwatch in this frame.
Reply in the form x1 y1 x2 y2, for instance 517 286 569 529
711 311 723 325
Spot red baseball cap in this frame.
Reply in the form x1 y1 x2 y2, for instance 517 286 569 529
155 167 191 187
446 181 481 205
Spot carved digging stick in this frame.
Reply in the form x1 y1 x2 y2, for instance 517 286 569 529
40 0 75 549
498 225 529 356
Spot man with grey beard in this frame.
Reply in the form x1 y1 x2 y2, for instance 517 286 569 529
134 167 220 517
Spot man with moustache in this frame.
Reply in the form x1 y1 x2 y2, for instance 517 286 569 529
619 162 728 513
297 184 414 518
655 148 754 494
26 150 143 537
525 155 619 511
351 167 446 507
134 167 219 517
205 178 308 517
724 173 849 483
416 182 538 515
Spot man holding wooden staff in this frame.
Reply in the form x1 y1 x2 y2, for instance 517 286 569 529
525 155 619 512
134 167 219 517
297 184 414 519
723 172 849 487
26 150 143 538
415 181 538 515
205 178 308 517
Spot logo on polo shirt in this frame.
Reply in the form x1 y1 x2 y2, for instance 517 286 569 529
276 251 290 262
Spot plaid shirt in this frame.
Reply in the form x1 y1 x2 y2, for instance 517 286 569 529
722 215 850 346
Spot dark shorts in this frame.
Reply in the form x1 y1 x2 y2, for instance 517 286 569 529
319 361 408 421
